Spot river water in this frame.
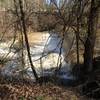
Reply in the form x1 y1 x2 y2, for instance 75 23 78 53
0 32 75 82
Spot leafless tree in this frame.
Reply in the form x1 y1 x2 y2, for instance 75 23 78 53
84 0 100 74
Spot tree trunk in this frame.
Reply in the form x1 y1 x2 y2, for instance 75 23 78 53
76 18 80 65
18 0 38 81
84 0 99 73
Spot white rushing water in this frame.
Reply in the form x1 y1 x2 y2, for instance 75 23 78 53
0 32 75 81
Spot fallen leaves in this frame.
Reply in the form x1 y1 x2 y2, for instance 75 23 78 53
0 77 85 100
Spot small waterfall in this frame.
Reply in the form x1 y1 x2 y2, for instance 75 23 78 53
0 32 75 83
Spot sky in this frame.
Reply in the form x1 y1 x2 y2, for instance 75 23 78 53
46 0 61 5
46 0 67 7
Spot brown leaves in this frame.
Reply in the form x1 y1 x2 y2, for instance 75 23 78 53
0 81 82 100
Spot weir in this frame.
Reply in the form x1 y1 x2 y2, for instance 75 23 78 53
0 32 75 84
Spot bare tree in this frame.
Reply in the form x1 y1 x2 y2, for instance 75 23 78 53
18 0 38 80
17 0 38 81
84 0 100 74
